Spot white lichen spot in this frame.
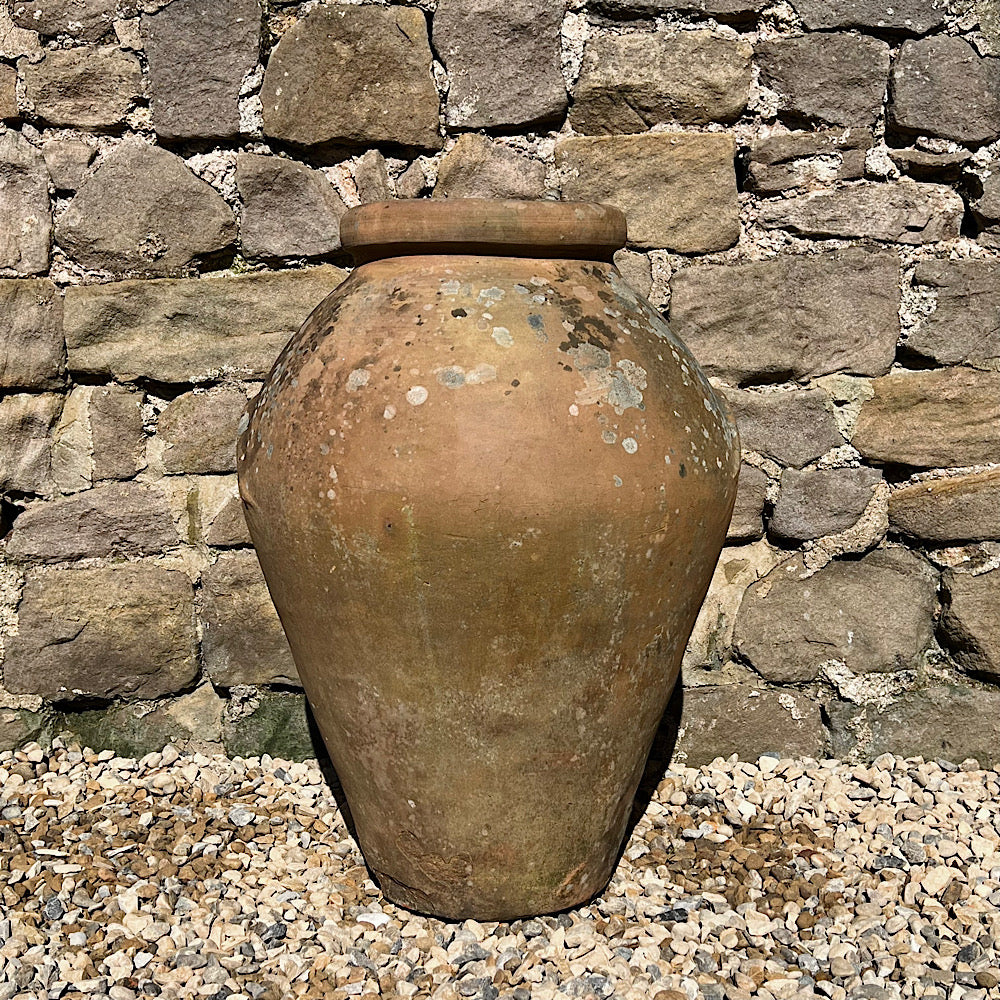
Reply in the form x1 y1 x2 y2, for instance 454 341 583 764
664 455 671 464
622 437 638 454
329 466 339 482
406 386 428 406
440 279 461 295
346 368 370 391
492 326 514 348
383 404 397 420
613 475 623 487
568 403 579 416
603 430 617 445
478 286 505 306
326 489 336 499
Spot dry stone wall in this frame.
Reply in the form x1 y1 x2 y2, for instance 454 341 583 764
0 0 999 768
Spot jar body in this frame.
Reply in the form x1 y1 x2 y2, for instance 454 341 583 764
237 253 739 920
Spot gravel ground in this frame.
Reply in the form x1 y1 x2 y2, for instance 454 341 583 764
2 741 1000 1000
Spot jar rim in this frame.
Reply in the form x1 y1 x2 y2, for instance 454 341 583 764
340 199 627 264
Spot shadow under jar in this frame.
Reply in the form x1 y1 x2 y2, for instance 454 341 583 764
237 199 740 920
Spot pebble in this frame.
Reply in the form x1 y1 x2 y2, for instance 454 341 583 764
0 741 999 1000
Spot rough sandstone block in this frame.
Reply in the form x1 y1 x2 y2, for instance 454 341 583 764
158 388 247 475
571 30 752 133
905 260 1000 368
433 135 547 201
769 467 882 542
51 385 145 492
758 180 964 244
828 684 1000 767
56 141 236 276
941 569 1000 681
557 133 739 252
4 481 178 563
890 469 1000 543
589 0 766 20
11 0 126 42
889 37 1000 145
612 250 653 301
720 388 844 467
747 129 871 194
0 6 41 58
670 250 899 385
222 691 319 761
236 153 348 259
201 550 299 688
888 146 970 183
0 279 64 390
64 266 346 383
354 150 391 205
727 464 768 542
677 686 826 765
791 0 946 34
23 47 143 128
0 131 51 275
757 33 891 128
0 63 16 120
261 5 441 149
434 0 566 130
734 548 937 683
0 393 62 495
142 0 261 141
5 563 198 701
852 369 1000 468
203 492 251 548
41 138 95 191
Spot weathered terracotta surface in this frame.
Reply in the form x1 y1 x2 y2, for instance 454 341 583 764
237 200 739 920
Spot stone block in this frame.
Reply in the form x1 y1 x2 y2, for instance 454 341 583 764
828 684 1000 767
142 0 261 141
888 147 969 183
23 46 142 128
0 279 64 390
677 686 826 765
889 469 1000 543
971 163 1000 232
889 37 1000 145
433 135 547 201
734 547 937 683
5 563 198 701
613 250 653 301
223 691 321 761
770 467 882 542
747 129 871 194
41 138 95 191
685 540 782 674
557 133 739 252
0 63 16 119
758 180 963 244
51 385 146 491
203 491 251 548
0 131 51 275
941 569 1000 681
727 464 767 542
589 0 766 19
4 481 177 563
757 33 891 128
791 0 946 33
261 4 440 149
905 260 1000 368
670 250 899 385
0 708 51 754
11 0 125 41
56 141 236 276
0 393 61 494
435 0 566 130
1 6 41 57
64 266 346 382
721 387 844 467
852 369 1000 468
201 550 299 688
157 388 247 475
56 683 224 758
571 30 751 133
236 153 347 259
354 150 391 204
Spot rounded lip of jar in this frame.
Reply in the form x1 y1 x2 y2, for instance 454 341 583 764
340 198 627 265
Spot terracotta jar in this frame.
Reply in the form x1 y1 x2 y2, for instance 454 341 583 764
237 200 739 920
